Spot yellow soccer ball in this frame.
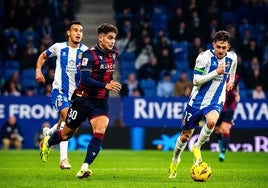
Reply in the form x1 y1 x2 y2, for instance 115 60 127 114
190 162 212 182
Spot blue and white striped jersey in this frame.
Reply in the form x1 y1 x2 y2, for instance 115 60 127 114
46 42 88 100
189 49 237 110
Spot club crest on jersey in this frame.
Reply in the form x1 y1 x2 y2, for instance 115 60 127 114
211 60 217 66
82 58 88 66
57 100 62 107
196 60 206 67
69 60 75 65
226 61 230 68
78 52 83 59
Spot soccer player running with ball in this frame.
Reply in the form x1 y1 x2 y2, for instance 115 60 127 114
214 73 240 162
35 21 88 169
40 23 121 178
168 30 237 178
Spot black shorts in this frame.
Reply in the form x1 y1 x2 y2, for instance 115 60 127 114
65 96 109 129
216 110 234 126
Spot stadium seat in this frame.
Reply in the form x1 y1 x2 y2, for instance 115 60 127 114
4 68 19 80
119 58 136 82
119 52 136 62
151 7 168 37
175 60 189 72
239 89 252 99
170 71 181 83
140 79 157 97
4 60 20 69
4 61 20 83
21 68 39 89
221 11 236 25
21 68 36 78
173 42 188 62
238 80 246 91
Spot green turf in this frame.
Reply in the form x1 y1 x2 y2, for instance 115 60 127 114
0 149 267 188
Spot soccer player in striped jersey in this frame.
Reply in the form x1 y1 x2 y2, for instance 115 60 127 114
35 21 88 169
40 23 121 178
214 73 240 162
168 30 237 178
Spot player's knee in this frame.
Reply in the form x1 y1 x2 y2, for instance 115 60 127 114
180 134 191 142
221 128 230 135
61 135 68 141
206 120 216 129
60 133 72 141
61 130 75 141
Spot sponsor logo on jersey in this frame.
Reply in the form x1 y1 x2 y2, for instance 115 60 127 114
211 60 217 66
57 100 62 107
78 52 83 59
226 61 230 68
100 64 115 70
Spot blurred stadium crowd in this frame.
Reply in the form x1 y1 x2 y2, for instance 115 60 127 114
0 0 268 99
0 0 80 96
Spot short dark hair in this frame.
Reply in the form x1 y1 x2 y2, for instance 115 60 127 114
67 21 83 31
213 30 230 43
97 23 118 35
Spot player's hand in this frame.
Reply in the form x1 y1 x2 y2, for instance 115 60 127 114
226 82 234 91
216 63 228 75
35 70 45 84
234 91 240 102
105 80 121 92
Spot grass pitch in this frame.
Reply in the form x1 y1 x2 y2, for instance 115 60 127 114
0 149 267 188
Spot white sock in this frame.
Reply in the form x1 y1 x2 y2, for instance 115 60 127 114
172 136 187 163
81 163 89 170
60 141 69 161
195 124 214 148
59 121 65 129
46 123 58 136
59 122 68 161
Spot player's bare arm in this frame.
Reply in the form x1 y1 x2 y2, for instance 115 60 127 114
35 51 47 84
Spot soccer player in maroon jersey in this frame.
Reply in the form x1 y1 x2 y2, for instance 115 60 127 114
214 73 240 161
40 23 121 178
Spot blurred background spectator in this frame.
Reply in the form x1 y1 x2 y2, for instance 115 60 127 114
0 0 80 96
252 83 266 99
156 72 174 98
120 72 144 97
113 0 268 99
1 116 24 149
173 71 193 97
0 0 267 99
138 56 160 82
1 71 22 96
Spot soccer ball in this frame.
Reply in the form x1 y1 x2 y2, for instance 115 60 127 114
190 162 212 182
